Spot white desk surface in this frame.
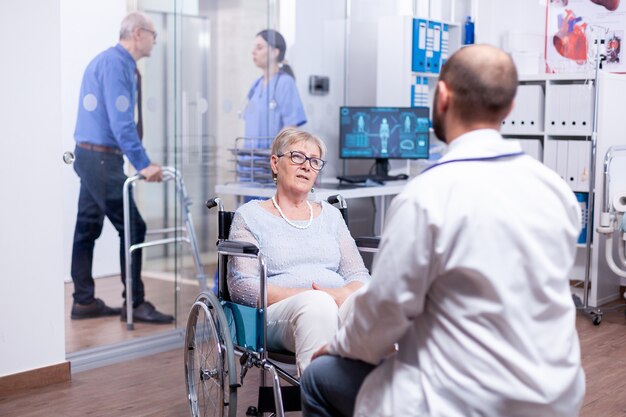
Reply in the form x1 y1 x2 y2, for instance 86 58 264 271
215 181 409 201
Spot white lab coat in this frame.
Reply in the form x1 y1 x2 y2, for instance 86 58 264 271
328 129 585 417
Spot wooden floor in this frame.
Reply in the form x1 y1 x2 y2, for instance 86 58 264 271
2 301 625 416
0 300 626 417
65 270 210 353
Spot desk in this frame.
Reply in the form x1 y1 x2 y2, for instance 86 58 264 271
215 181 408 234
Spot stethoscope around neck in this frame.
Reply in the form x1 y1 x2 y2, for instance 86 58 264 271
238 71 282 118
421 151 525 174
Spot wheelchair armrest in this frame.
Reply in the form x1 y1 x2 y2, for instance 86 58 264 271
217 240 260 256
355 236 380 250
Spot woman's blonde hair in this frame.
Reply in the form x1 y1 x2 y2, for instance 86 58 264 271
271 128 326 180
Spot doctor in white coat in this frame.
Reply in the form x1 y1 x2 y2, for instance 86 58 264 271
300 44 585 417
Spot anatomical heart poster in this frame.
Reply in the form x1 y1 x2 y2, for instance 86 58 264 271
546 0 626 73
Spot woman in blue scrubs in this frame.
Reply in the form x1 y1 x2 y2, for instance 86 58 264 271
243 29 307 149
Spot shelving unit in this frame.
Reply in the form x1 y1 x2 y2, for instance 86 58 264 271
373 6 625 308
376 19 625 306
375 15 462 109
502 72 626 307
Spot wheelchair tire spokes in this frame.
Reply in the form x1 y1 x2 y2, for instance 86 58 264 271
186 301 224 417
185 293 238 417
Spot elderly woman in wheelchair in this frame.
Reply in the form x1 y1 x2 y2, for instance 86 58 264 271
228 128 370 373
184 128 370 417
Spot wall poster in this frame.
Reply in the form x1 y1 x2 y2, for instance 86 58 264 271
546 0 626 73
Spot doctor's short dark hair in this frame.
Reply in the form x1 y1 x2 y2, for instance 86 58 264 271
439 44 518 124
257 29 296 79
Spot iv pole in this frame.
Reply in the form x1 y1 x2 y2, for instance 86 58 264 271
573 25 607 326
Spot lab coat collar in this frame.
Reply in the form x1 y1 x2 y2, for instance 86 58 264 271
440 129 522 163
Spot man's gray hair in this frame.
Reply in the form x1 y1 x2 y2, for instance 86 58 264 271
119 11 151 40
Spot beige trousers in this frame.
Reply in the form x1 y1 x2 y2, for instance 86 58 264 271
266 289 358 374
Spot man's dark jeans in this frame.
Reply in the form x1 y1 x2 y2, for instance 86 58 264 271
71 145 146 307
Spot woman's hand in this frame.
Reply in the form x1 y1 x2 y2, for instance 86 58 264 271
266 284 309 306
311 343 330 361
311 281 363 307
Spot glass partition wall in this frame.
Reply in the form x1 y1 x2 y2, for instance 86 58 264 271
64 0 277 365
66 0 431 370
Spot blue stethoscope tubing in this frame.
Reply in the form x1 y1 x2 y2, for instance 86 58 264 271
246 71 282 111
420 151 526 174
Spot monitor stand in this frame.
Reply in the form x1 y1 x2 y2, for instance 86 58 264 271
373 159 390 178
336 159 408 184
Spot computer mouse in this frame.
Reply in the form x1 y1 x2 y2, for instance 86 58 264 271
396 174 409 180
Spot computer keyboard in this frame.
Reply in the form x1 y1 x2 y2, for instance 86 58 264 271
336 174 409 184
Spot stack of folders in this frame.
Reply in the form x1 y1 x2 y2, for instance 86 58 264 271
411 76 430 107
501 85 545 134
411 18 449 74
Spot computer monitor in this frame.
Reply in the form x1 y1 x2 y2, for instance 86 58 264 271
339 106 430 178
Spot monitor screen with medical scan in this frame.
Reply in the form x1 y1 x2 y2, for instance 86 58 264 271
339 106 430 161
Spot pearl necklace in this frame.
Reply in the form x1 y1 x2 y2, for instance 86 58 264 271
271 196 313 230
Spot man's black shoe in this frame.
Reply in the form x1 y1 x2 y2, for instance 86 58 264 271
121 301 174 324
71 298 121 320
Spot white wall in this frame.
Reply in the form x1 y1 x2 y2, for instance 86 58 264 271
290 0 347 181
61 0 128 281
476 0 545 46
0 0 65 376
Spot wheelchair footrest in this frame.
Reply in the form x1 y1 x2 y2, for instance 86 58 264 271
257 386 302 413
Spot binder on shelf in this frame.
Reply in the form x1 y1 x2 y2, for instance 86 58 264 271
411 76 429 107
523 85 544 133
547 85 566 134
501 100 519 133
412 19 428 72
575 192 589 244
566 139 579 190
507 137 543 161
441 23 450 67
544 138 558 173
556 139 569 181
570 84 594 135
429 20 442 73
557 85 570 134
522 138 543 162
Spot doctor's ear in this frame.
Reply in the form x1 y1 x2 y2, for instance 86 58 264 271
436 81 451 112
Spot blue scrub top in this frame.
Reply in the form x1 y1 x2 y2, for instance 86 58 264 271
243 72 307 148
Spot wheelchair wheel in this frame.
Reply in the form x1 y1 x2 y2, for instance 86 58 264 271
185 292 238 417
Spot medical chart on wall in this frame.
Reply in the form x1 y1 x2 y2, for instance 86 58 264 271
546 0 626 73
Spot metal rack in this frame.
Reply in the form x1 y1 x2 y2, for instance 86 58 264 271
230 137 274 184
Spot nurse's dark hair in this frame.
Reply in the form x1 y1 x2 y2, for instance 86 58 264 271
439 44 518 124
257 29 296 80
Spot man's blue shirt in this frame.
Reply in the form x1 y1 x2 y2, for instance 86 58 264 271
74 44 150 170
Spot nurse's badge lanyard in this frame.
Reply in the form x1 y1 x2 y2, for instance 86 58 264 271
420 151 526 174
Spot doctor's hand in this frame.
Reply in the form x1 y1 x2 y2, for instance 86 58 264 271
311 343 330 361
312 281 363 307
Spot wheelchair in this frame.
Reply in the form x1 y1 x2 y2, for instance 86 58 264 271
184 194 375 417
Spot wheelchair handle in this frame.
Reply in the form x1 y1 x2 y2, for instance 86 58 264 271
206 197 224 211
327 194 347 209
327 194 348 226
